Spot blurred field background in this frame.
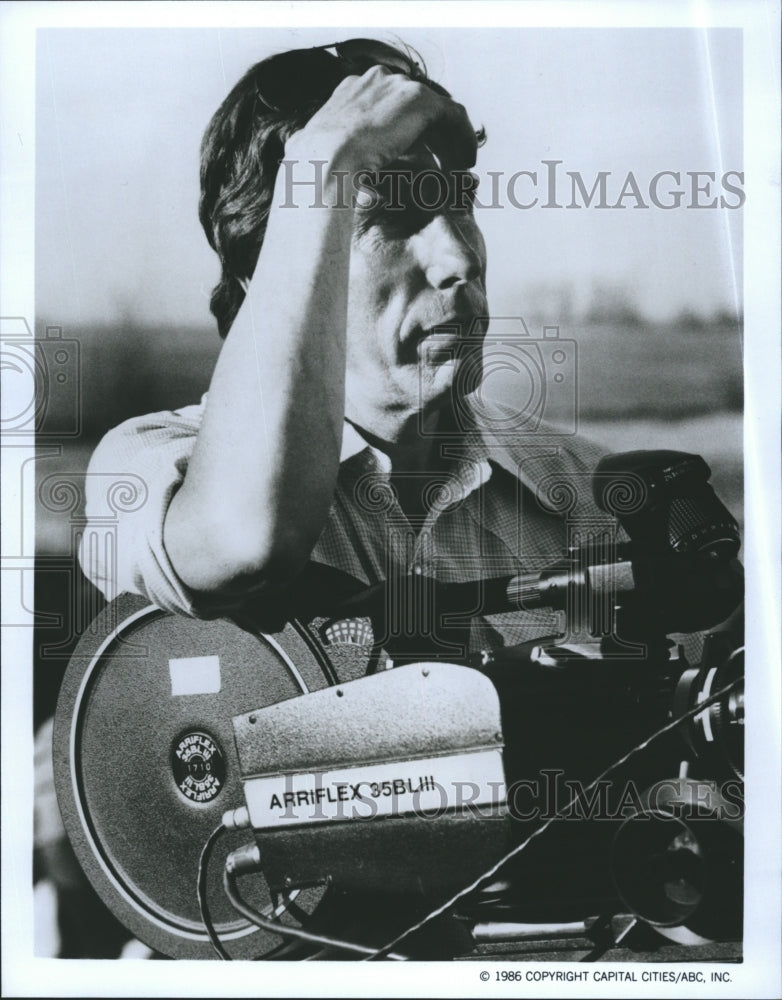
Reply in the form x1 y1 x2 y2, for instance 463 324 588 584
34 306 743 558
32 302 743 735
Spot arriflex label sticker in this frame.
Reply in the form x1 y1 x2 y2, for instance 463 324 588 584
242 749 506 828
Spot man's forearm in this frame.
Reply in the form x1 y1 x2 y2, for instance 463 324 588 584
164 163 354 596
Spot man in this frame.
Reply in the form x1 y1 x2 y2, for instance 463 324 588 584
81 39 606 659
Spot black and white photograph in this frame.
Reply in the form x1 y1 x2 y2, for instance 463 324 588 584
1 2 780 997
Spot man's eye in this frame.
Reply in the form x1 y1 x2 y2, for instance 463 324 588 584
366 170 479 213
354 170 480 237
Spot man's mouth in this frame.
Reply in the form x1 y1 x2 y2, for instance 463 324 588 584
409 317 487 364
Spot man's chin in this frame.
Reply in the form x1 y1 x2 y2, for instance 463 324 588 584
415 358 483 422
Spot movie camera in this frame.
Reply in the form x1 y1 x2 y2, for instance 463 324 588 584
53 450 744 960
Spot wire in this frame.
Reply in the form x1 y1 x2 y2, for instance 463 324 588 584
198 829 309 960
197 823 232 960
253 939 309 961
223 866 410 960
303 948 335 961
262 938 322 960
365 674 744 960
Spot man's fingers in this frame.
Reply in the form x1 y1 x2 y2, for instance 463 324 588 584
425 100 478 170
298 62 479 173
403 85 477 170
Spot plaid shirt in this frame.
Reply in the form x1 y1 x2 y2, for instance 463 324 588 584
81 397 610 651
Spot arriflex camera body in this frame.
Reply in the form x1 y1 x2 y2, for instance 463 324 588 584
53 450 744 960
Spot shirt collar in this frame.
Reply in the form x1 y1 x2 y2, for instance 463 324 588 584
340 420 390 469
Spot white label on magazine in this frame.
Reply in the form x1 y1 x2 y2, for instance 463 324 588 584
168 655 221 696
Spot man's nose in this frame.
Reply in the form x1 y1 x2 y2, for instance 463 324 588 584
418 214 483 290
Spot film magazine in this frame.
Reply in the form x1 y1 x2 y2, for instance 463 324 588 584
1 3 780 998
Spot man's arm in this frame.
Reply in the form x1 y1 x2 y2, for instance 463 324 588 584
164 66 477 599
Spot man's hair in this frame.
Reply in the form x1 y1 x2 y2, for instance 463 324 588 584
198 40 458 339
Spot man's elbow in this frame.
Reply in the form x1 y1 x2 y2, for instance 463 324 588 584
164 502 316 597
217 520 315 589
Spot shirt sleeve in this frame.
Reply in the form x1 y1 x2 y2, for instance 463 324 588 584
78 402 206 616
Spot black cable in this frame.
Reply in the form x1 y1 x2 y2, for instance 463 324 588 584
253 939 308 961
223 866 410 961
197 823 232 960
266 939 325 960
365 674 744 961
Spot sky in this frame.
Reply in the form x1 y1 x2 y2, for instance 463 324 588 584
36 25 743 329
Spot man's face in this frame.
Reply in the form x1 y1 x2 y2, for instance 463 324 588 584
344 154 488 432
